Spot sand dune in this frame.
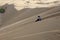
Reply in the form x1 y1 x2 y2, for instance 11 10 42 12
0 0 60 40
0 6 60 40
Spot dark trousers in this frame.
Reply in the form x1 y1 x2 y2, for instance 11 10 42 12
35 19 42 22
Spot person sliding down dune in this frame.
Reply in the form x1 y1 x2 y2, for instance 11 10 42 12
35 16 42 22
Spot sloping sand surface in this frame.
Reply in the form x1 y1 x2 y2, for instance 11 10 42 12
0 0 60 40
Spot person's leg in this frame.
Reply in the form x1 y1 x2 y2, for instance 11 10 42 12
35 19 39 22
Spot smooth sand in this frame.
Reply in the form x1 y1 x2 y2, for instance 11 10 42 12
0 0 60 40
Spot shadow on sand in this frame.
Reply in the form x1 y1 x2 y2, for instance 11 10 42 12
0 3 60 26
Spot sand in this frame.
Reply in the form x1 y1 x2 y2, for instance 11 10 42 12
0 0 60 40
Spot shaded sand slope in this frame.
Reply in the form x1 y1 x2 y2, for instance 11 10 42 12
0 4 53 26
0 6 60 40
0 13 60 40
1 4 60 27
